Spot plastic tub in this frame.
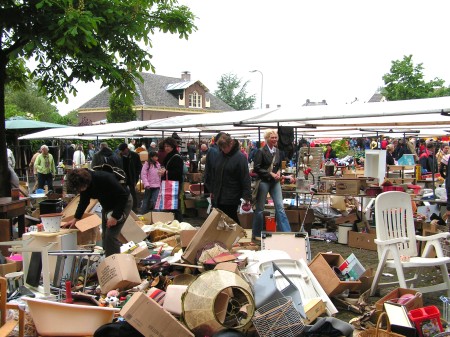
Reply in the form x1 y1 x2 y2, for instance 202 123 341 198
40 213 63 232
23 297 118 336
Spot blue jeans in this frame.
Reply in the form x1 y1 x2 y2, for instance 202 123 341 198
141 187 160 214
252 180 291 238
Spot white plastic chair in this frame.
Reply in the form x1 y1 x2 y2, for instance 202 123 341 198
370 191 450 297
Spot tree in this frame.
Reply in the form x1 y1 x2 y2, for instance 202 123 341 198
382 55 447 101
6 82 60 121
107 93 136 123
214 73 256 110
0 0 196 196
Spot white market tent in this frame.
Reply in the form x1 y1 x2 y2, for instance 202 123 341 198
19 96 450 141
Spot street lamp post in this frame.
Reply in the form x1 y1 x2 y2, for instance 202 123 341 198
250 70 263 109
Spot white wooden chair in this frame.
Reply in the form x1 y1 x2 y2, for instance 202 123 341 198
370 191 450 297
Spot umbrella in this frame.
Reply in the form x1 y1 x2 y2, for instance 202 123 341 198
5 117 68 131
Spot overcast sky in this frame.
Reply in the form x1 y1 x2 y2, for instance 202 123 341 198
56 0 450 115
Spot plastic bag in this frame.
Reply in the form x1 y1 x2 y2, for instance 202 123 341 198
239 198 253 214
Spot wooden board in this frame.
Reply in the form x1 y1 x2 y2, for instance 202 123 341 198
27 229 78 237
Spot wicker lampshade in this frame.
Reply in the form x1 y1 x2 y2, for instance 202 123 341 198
182 270 255 336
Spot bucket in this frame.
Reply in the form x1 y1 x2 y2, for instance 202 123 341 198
40 213 63 232
338 224 353 244
39 199 63 215
265 216 276 232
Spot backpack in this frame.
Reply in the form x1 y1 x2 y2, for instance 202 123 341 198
92 164 127 187
104 153 121 167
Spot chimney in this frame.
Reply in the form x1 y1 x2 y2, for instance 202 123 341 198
181 71 191 81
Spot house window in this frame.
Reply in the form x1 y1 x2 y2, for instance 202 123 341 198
189 91 202 108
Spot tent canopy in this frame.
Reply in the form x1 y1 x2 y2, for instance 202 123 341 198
18 96 450 140
6 117 69 131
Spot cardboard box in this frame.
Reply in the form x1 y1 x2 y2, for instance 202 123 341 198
62 213 101 245
285 210 300 224
121 292 194 337
214 262 241 276
151 212 174 224
375 288 423 312
237 212 254 229
130 245 151 260
303 298 326 325
308 253 361 296
182 208 246 264
120 216 147 243
180 230 198 248
197 208 209 219
348 229 377 251
77 225 101 246
184 199 196 209
335 179 361 195
186 173 203 183
0 257 18 277
139 151 148 162
97 254 141 293
359 268 375 294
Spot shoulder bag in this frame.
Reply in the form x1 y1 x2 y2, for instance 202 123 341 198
155 155 181 210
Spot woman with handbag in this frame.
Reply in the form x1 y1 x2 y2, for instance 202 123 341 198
159 137 184 222
252 129 291 241
140 151 162 214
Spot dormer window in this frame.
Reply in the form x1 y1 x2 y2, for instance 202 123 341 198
189 91 202 108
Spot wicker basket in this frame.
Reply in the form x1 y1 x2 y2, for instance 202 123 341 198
357 312 405 337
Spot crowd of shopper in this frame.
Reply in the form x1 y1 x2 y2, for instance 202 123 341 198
10 134 450 253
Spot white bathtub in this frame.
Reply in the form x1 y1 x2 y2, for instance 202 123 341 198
24 297 118 336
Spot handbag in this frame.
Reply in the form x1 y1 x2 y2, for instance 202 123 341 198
251 153 276 205
155 177 179 210
253 261 305 318
155 155 181 210
357 312 405 337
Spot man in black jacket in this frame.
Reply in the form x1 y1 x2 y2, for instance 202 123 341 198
91 142 122 168
204 132 226 204
213 134 251 224
64 169 132 256
118 143 143 213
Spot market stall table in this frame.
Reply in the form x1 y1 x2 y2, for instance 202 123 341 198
0 197 29 239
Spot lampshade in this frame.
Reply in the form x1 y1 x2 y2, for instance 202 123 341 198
182 270 255 336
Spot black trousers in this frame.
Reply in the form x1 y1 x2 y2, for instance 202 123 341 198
216 203 240 225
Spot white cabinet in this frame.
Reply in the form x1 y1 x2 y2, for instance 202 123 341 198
364 150 386 184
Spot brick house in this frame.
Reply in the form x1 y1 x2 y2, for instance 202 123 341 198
77 71 234 123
